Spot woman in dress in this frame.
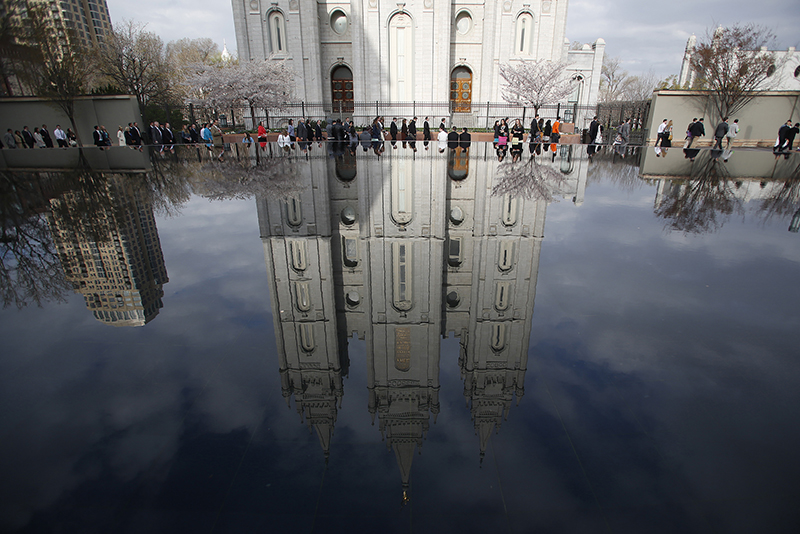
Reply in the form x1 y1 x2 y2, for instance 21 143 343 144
493 120 500 146
117 126 126 146
32 127 45 148
423 117 431 141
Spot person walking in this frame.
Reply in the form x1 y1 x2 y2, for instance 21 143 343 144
511 118 525 148
390 118 398 143
656 119 668 147
117 126 126 146
408 117 417 140
21 126 34 148
4 128 17 148
40 125 53 148
787 123 799 151
32 127 45 148
713 117 729 150
529 114 541 147
423 117 431 141
54 125 68 147
588 116 602 158
401 118 408 141
687 118 704 148
725 119 739 149
773 120 792 154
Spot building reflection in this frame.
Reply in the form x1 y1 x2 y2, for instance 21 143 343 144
47 173 168 326
257 144 584 495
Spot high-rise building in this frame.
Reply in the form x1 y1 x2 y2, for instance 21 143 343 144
47 174 168 327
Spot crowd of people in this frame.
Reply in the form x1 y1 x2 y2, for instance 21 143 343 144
2 124 76 149
4 114 798 163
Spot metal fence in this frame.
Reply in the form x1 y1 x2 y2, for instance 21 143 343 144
196 99 651 136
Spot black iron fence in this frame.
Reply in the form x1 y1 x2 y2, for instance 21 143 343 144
192 99 651 137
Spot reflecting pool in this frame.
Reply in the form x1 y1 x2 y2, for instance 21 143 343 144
1 144 799 533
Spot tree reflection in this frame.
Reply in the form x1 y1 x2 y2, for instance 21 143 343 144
654 155 743 234
192 156 304 202
492 155 567 201
0 171 70 308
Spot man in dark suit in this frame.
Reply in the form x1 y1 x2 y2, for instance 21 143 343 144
92 125 104 149
775 120 793 153
459 127 471 149
447 126 459 149
150 121 163 146
21 126 34 148
40 124 53 147
390 118 398 148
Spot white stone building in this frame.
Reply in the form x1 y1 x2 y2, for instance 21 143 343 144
232 0 604 121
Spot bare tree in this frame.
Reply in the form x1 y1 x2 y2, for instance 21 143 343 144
184 60 294 126
95 21 174 116
599 56 633 102
689 24 785 120
499 60 574 113
625 70 659 101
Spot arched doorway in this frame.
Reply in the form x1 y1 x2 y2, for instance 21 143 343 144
331 66 354 113
450 67 472 113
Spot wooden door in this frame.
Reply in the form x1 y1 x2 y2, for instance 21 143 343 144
450 67 472 113
331 66 354 113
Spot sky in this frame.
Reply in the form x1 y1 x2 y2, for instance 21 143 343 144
104 0 800 81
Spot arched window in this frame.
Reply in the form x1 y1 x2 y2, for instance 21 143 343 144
331 65 354 113
450 66 472 113
267 11 287 55
389 13 414 101
515 13 534 56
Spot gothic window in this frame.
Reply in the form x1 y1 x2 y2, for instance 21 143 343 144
294 281 311 312
288 240 307 272
389 13 414 101
392 241 412 311
515 13 534 56
501 194 518 226
498 241 515 271
495 281 512 311
268 11 287 55
300 323 315 352
391 157 413 225
490 324 507 351
285 197 302 226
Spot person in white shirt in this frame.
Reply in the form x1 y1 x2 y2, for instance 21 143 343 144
725 119 740 149
33 128 45 148
437 126 448 153
117 126 126 146
53 125 68 147
656 119 668 147
277 129 292 152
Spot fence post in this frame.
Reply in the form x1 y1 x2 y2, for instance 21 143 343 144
556 102 561 119
522 106 526 124
266 111 269 130
302 101 305 117
413 101 416 118
486 102 490 129
339 101 343 121
573 103 578 126
376 101 379 118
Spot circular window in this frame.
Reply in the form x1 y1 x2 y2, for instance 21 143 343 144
794 65 800 78
330 10 348 35
249 0 258 10
346 291 360 307
767 64 776 77
446 291 460 308
341 206 356 225
450 206 465 225
455 11 472 35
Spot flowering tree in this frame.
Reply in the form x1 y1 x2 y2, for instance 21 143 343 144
499 60 574 113
492 157 567 201
185 61 294 126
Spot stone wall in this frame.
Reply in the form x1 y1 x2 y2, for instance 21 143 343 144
646 90 800 145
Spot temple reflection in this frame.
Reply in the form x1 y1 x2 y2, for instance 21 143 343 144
256 144 585 495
